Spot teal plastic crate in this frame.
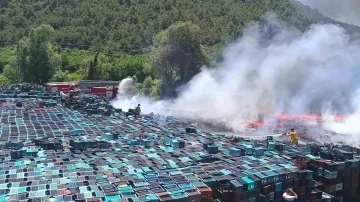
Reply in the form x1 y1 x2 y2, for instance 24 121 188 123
262 170 279 184
145 194 159 202
128 139 138 146
104 132 113 141
267 142 275 150
105 195 121 202
254 172 268 185
125 197 141 202
317 168 324 176
275 182 282 191
241 176 255 190
142 139 152 148
172 192 189 202
207 145 218 154
335 183 343 191
306 170 313 179
229 147 242 156
245 145 253 155
202 177 216 188
324 170 337 179
253 147 264 156
171 139 179 148
348 159 360 168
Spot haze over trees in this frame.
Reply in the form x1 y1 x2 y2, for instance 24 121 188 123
0 0 358 98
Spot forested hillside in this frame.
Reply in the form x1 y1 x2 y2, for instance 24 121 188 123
0 0 357 98
0 0 312 52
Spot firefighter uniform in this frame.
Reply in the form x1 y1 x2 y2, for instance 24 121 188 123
288 131 299 145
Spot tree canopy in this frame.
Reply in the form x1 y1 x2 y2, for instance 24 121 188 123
151 22 209 98
0 0 315 54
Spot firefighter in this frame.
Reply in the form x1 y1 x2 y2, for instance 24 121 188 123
287 128 299 146
135 104 141 118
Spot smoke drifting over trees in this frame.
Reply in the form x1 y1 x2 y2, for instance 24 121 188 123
113 16 360 140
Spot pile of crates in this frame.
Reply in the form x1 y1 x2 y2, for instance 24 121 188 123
308 156 360 201
1 85 360 202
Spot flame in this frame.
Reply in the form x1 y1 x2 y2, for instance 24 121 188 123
245 113 346 129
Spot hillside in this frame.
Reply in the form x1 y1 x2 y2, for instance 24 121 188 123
0 0 313 53
0 0 358 98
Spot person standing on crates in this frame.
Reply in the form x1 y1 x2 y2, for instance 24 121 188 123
135 104 141 118
287 128 299 146
283 188 298 201
69 90 74 100
60 91 66 104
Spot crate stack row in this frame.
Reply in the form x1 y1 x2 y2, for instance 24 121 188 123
2 90 360 201
0 90 58 99
0 102 123 141
306 155 360 202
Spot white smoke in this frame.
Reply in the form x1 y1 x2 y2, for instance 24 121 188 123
297 0 360 26
322 90 360 145
112 18 360 145
117 78 135 97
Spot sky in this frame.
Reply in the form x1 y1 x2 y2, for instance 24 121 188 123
297 0 360 26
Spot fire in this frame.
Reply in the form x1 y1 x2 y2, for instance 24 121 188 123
245 113 346 129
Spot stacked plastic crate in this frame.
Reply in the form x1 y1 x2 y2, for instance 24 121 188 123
307 155 349 202
343 159 360 201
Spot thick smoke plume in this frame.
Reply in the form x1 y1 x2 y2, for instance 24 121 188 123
112 17 360 145
297 0 360 26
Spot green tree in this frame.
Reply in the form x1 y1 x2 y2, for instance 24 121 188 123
87 52 99 80
93 52 99 80
0 47 16 73
3 62 22 83
51 70 70 82
28 24 60 84
15 37 30 82
142 76 153 96
151 21 209 98
6 24 60 84
88 61 95 80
